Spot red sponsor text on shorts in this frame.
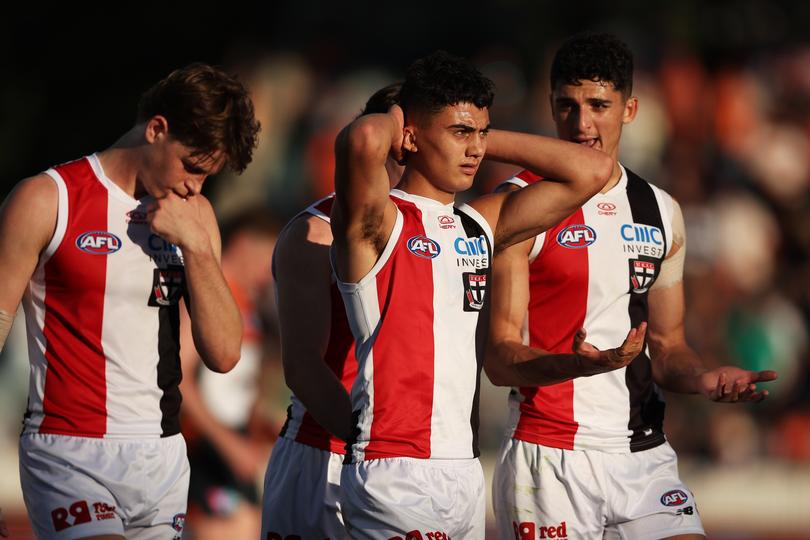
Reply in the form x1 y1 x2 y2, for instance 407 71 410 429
513 520 568 539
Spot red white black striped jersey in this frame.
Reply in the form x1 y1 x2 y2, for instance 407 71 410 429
22 155 184 438
276 195 358 454
500 165 673 453
336 189 493 462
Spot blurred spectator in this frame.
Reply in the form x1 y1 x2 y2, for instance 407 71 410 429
180 207 282 540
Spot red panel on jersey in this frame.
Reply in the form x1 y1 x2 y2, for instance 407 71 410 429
515 170 543 183
295 283 358 454
364 200 435 459
513 208 589 449
40 159 108 437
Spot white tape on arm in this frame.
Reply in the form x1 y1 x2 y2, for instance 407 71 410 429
0 310 14 352
653 199 686 290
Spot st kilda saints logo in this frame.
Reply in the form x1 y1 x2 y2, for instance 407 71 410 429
462 270 487 311
148 265 186 307
628 255 658 294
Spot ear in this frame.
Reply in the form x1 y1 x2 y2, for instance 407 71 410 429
144 115 169 143
622 96 638 125
402 125 418 153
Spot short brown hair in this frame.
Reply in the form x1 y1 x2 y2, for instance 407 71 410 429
137 63 260 173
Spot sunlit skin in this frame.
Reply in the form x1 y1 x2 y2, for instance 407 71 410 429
397 102 490 203
551 79 637 192
136 118 225 200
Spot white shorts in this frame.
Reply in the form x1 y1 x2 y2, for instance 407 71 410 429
261 437 349 539
493 439 705 540
340 457 486 540
19 433 189 540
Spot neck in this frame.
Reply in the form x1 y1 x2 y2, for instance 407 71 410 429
97 128 147 198
396 169 455 204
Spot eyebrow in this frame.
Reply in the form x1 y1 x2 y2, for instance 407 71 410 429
448 123 492 131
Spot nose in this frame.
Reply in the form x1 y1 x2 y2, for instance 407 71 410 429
185 175 205 196
574 108 593 132
467 132 486 158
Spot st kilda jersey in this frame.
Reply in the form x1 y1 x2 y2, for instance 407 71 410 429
336 189 493 462
275 194 359 454
500 165 674 453
21 155 185 438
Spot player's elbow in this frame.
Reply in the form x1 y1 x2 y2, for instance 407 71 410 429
346 119 387 160
203 347 241 374
588 153 615 193
483 352 516 387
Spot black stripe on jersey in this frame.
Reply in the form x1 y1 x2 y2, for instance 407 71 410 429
157 302 182 437
454 206 492 459
625 168 667 452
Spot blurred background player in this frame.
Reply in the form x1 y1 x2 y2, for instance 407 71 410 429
0 63 259 539
261 82 402 540
487 32 778 540
330 50 615 538
179 208 280 540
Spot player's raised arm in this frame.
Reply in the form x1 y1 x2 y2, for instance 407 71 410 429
470 129 614 251
330 107 403 284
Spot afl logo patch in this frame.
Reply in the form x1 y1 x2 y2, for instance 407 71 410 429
76 231 122 254
407 235 441 259
557 224 596 249
660 489 689 506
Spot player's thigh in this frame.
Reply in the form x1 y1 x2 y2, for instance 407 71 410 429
493 439 606 540
340 457 485 540
604 443 705 540
262 438 341 538
19 434 125 539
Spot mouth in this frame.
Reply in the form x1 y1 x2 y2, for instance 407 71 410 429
573 137 600 150
460 163 479 175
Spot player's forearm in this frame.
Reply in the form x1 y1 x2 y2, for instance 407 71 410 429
183 248 242 373
486 340 585 387
650 345 706 394
486 129 613 192
285 359 352 441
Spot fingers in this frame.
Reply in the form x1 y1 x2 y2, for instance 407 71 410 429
572 328 587 352
754 370 778 382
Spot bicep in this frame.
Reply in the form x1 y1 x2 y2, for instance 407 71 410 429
488 238 532 345
0 175 57 312
647 282 687 354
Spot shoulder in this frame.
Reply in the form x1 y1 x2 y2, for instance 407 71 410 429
279 211 333 249
3 173 59 219
0 174 59 251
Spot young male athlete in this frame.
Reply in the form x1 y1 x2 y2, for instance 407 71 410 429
487 33 778 540
0 63 259 539
180 209 278 540
330 51 629 539
261 83 402 540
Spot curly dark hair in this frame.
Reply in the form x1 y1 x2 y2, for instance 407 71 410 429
399 51 494 117
359 82 402 117
550 32 634 96
137 63 260 174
